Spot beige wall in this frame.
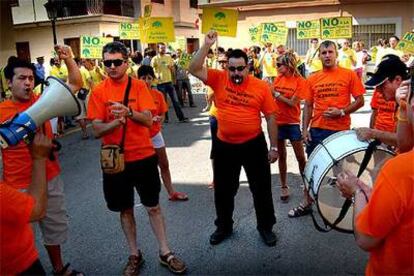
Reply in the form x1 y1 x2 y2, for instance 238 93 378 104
201 1 413 49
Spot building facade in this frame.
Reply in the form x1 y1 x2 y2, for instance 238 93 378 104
198 0 414 54
0 0 200 68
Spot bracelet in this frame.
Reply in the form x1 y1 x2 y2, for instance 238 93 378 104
351 188 362 204
397 113 408 122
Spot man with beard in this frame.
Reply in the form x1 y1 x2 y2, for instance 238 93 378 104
189 31 279 247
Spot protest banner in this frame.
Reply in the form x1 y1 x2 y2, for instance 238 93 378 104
178 53 193 70
139 17 176 43
201 7 238 37
249 25 262 43
396 32 414 55
80 36 114 59
119 22 140 40
320 17 352 39
260 22 288 46
296 20 320 39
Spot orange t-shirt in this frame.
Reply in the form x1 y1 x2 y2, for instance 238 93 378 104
149 89 168 138
205 69 277 144
0 97 61 189
370 89 397 132
356 150 414 276
272 75 309 125
307 67 365 131
0 182 38 274
88 77 156 162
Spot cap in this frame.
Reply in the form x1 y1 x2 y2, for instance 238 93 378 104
365 54 409 87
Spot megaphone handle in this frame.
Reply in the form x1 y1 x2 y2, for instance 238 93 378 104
48 139 62 161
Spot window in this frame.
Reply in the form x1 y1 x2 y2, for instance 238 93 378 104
286 28 309 56
64 38 80 58
151 0 164 4
352 24 396 49
15 42 30 62
190 0 198 9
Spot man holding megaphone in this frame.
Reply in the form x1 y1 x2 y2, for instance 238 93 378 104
0 45 84 275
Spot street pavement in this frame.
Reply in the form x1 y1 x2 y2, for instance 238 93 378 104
33 93 374 275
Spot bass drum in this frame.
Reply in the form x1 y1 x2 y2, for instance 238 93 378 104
303 130 395 233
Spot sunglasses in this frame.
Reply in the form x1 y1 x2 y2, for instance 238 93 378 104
103 59 125 67
228 66 246 72
276 63 285 68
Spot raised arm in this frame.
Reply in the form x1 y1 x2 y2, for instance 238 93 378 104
55 45 82 93
188 30 217 83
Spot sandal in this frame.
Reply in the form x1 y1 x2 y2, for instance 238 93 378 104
288 204 312 218
169 191 189 201
159 252 187 274
280 186 290 202
53 263 84 276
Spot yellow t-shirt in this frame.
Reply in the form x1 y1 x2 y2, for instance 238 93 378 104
207 87 218 117
132 64 140 78
49 65 68 82
151 55 174 84
338 48 356 70
306 48 323 73
0 68 11 98
79 66 91 90
262 52 277 78
89 66 105 87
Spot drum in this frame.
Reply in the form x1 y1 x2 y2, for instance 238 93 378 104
303 130 395 233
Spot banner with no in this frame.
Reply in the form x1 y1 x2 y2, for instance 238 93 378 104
80 36 114 59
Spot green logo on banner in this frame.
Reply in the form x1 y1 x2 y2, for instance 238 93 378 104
323 30 331 37
121 32 127 37
262 34 269 40
82 49 91 57
214 12 226 20
398 42 406 48
298 31 305 37
152 21 162 27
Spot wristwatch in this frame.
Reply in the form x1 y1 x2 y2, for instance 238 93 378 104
351 188 362 204
270 146 278 152
127 107 133 118
274 91 281 98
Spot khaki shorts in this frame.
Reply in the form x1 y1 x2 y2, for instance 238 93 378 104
38 175 69 245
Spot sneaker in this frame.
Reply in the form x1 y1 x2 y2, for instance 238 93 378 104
159 252 187 274
179 118 189 123
258 228 277 247
209 228 232 245
123 252 144 276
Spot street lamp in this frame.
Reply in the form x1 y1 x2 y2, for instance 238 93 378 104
44 0 58 45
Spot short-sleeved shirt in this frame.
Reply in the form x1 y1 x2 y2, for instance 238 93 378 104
0 96 61 189
149 89 168 137
338 48 357 70
273 75 309 125
49 64 68 82
356 150 414 276
87 77 156 162
205 69 277 144
307 67 365 131
306 48 323 73
262 52 277 78
370 89 397 132
151 55 174 84
89 67 105 87
0 182 38 274
79 66 92 90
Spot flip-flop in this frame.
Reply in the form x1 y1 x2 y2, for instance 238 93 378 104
168 191 189 201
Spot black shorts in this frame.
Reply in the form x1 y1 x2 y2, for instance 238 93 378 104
103 154 161 211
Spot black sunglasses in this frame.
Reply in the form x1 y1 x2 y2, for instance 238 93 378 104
103 59 125 67
228 66 246 72
276 63 285 68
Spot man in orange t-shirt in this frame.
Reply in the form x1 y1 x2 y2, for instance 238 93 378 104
189 31 279 247
303 40 365 155
1 133 54 275
337 67 413 275
354 55 409 148
0 47 84 275
87 42 186 275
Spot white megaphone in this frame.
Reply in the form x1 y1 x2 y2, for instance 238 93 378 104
0 76 81 148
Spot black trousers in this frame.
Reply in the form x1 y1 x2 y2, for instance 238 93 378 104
19 259 45 276
213 133 276 231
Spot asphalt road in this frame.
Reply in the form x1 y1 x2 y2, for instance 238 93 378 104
33 93 374 275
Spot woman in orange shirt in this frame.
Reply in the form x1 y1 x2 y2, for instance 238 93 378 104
272 53 309 215
138 65 188 201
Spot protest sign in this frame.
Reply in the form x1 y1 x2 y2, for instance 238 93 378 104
320 17 352 39
178 53 193 70
119 23 140 40
201 8 238 37
80 36 114 59
139 17 176 43
296 20 320 39
168 36 186 51
396 32 414 55
249 25 262 43
260 22 288 46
